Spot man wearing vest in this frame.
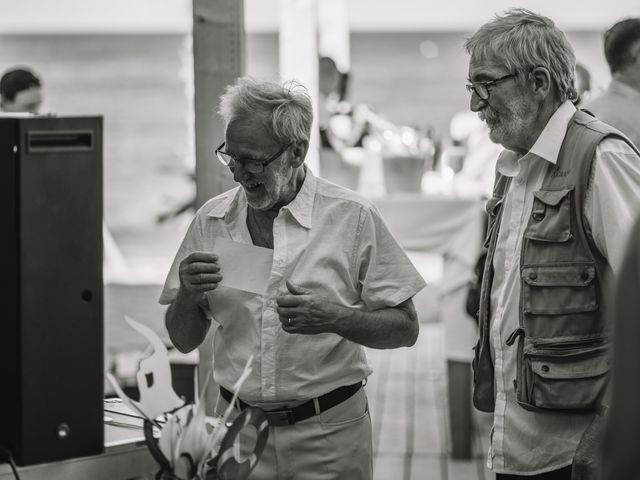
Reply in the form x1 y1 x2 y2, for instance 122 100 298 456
465 9 640 480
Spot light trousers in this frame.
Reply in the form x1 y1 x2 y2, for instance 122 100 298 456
217 387 373 480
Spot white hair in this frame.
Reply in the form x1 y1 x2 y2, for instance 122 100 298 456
218 76 313 145
465 8 577 103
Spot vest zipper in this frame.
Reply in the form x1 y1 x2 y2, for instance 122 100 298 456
531 337 605 349
505 327 525 347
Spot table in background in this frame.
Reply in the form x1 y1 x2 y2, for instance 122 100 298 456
0 423 157 480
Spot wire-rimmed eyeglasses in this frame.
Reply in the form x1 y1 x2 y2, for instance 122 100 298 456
215 142 291 174
465 73 517 101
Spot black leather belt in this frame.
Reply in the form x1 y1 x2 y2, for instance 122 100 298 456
220 381 363 427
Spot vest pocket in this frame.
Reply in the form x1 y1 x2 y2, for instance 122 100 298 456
525 187 573 242
519 340 610 411
522 263 597 316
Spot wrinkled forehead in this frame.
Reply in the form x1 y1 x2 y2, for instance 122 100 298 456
226 116 269 138
225 117 279 153
468 54 510 80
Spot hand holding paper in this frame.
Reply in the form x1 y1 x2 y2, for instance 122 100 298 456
178 251 222 307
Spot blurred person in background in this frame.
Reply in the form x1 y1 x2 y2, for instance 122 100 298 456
318 56 370 190
466 9 640 480
585 17 640 147
573 62 592 107
601 213 640 480
160 77 426 479
0 66 42 113
318 56 369 154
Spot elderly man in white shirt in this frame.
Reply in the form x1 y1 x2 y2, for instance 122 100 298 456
159 77 426 480
465 9 640 480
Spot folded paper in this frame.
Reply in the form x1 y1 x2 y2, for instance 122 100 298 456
213 237 274 295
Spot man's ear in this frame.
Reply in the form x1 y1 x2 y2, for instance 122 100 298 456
530 66 552 98
290 140 309 167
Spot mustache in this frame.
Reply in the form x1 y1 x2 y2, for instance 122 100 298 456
478 108 498 123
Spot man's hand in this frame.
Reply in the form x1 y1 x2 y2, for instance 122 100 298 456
276 280 348 335
572 408 606 480
177 252 222 307
276 281 418 348
166 252 221 353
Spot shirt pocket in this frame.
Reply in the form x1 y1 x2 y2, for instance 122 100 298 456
524 187 573 242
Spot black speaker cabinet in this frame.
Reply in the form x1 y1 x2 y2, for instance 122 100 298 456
0 115 104 465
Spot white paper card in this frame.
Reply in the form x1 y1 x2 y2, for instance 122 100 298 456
213 237 274 295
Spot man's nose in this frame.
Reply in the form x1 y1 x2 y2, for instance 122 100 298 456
232 161 249 182
469 91 486 112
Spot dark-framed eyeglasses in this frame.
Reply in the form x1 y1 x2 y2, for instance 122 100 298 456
215 142 292 174
466 73 517 101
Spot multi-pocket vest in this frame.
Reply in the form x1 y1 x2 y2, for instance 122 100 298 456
472 110 640 414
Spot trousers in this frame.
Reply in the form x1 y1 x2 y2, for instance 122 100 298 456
216 386 373 480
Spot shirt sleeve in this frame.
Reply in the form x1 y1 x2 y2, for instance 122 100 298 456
353 204 427 310
585 138 640 274
158 213 205 305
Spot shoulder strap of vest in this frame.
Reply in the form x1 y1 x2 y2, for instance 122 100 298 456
492 169 510 198
573 110 640 156
561 111 640 260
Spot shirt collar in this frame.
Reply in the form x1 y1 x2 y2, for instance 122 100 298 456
204 166 315 229
281 166 315 229
205 187 241 219
496 100 576 177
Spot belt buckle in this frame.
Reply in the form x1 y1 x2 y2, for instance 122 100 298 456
264 408 295 426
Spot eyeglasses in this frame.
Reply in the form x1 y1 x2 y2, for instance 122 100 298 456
466 73 517 101
215 142 291 174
